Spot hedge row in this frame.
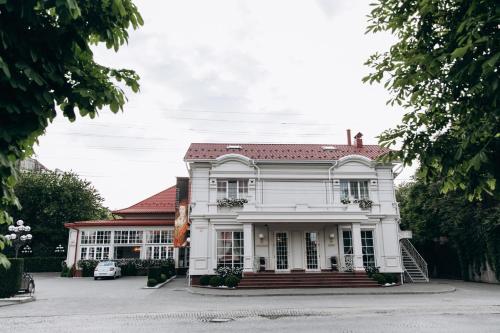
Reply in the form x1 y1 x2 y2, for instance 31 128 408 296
147 259 176 287
78 259 176 277
22 257 65 272
0 259 24 298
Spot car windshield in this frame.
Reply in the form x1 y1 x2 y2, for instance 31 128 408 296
98 262 114 266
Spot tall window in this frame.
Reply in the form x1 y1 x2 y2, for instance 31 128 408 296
216 231 244 268
145 246 174 260
217 180 248 200
340 180 369 200
146 230 173 244
145 229 174 259
114 230 143 244
342 230 353 254
81 231 111 244
361 230 376 267
80 246 110 260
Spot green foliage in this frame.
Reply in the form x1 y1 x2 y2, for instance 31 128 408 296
199 275 211 286
61 263 71 277
147 278 158 287
1 170 109 257
78 259 99 277
160 258 176 278
224 275 240 288
120 261 138 277
214 266 243 279
371 273 386 285
209 275 223 287
365 0 499 200
22 256 65 272
397 179 500 280
0 0 142 266
0 258 23 298
147 266 161 282
159 274 167 283
365 265 380 278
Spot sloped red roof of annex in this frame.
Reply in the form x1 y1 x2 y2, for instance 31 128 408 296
112 185 177 214
65 219 174 228
184 143 391 161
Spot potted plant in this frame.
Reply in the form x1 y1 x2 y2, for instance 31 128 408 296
217 198 248 208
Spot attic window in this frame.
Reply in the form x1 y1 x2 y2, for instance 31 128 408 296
322 146 337 150
226 145 242 149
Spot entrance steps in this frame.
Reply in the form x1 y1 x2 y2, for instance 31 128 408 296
239 272 379 289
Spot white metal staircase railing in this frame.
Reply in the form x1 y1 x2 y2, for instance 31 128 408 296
400 238 429 282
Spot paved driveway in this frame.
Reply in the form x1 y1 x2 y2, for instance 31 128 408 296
1 274 500 332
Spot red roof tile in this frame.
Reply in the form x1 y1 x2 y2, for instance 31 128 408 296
65 219 174 228
184 143 391 161
113 186 177 214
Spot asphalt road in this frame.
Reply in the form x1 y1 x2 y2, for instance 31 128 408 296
1 274 499 332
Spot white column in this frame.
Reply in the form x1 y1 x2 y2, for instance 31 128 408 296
352 223 364 271
243 223 254 272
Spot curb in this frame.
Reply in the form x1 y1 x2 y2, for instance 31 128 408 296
186 285 456 297
0 295 36 307
142 276 177 289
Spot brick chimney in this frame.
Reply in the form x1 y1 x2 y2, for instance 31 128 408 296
354 132 363 148
346 129 352 146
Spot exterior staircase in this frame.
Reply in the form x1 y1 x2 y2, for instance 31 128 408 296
400 238 429 282
238 272 379 289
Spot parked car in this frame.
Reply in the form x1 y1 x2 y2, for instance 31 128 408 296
94 261 122 280
20 272 35 295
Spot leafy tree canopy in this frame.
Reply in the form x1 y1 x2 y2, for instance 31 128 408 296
2 171 110 257
365 0 499 201
397 178 500 280
0 0 142 266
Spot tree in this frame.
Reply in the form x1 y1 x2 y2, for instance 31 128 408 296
0 0 142 266
397 178 500 280
364 0 499 201
2 171 110 257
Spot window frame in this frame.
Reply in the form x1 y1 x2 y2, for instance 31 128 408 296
340 180 369 201
216 230 244 268
217 179 249 200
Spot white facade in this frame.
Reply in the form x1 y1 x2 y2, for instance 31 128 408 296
187 153 406 276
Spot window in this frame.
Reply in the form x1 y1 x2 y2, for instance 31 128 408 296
216 231 244 268
146 230 173 244
361 230 376 267
342 230 353 255
96 231 111 244
145 245 174 259
81 231 96 244
114 230 143 244
80 246 110 260
340 180 369 200
217 180 248 200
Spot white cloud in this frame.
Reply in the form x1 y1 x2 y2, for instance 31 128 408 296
34 0 414 210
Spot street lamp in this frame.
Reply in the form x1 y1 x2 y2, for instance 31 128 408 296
54 244 65 254
4 219 33 258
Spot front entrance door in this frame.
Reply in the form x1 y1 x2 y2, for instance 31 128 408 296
305 232 319 271
275 232 289 271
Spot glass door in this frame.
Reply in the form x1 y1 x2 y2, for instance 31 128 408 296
305 232 319 271
275 232 289 271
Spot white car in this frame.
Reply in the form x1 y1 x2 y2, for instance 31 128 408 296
94 261 122 280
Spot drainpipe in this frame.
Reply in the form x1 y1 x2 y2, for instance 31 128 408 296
71 227 80 272
252 160 261 204
328 161 338 204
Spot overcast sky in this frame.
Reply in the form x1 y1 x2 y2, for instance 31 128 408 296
34 0 414 210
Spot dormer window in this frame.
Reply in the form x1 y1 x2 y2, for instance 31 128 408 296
340 180 369 200
217 179 248 199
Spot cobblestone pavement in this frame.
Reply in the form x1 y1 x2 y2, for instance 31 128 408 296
1 274 499 332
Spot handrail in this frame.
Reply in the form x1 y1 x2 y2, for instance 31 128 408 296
400 238 429 281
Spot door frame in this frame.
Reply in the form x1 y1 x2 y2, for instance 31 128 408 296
303 231 320 272
274 231 290 272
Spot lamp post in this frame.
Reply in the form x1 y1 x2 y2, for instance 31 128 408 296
55 244 65 254
4 220 33 258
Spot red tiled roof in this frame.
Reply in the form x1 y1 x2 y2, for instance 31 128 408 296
184 143 391 161
65 219 174 228
112 186 177 214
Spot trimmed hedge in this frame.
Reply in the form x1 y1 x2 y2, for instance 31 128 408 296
209 275 223 287
224 275 240 288
147 278 158 287
23 257 65 272
0 258 24 298
147 266 161 282
199 275 211 286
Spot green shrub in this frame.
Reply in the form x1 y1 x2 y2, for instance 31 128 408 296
147 266 161 281
120 262 138 276
372 273 386 285
160 258 176 277
23 257 65 272
224 275 240 288
60 263 70 277
147 278 158 287
382 273 396 284
209 275 223 287
78 260 99 277
199 275 211 286
159 274 167 282
0 258 24 298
